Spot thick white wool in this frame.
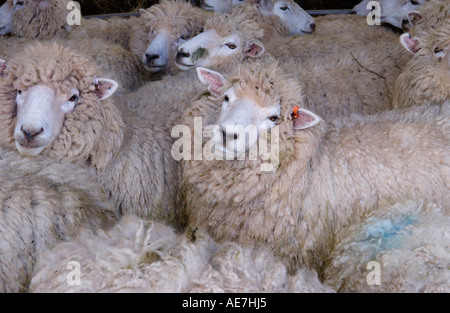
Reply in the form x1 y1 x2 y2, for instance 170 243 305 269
325 200 450 292
30 215 334 293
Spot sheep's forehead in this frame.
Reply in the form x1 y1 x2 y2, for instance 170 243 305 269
206 12 263 42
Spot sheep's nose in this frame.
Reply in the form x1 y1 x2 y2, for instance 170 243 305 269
402 18 410 30
176 50 191 59
21 125 44 141
145 53 160 63
310 23 316 31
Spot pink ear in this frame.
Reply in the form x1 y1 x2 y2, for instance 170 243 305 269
400 33 420 55
292 106 321 130
0 59 7 77
407 11 422 26
196 67 226 97
92 78 119 100
244 41 265 58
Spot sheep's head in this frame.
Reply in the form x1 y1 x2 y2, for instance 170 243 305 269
200 0 245 13
195 60 320 157
0 42 121 163
251 0 315 35
175 13 265 71
131 0 206 74
353 0 428 29
0 0 24 35
11 0 71 39
402 0 450 34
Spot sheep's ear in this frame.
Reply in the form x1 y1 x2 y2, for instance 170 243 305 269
0 59 6 77
93 78 119 100
244 41 265 58
196 67 226 97
407 11 422 26
35 0 51 10
400 33 420 54
291 106 321 130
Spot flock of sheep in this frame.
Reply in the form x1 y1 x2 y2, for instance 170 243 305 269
0 0 448 293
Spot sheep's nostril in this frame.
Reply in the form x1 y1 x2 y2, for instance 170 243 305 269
176 50 191 59
145 53 160 63
233 134 238 140
310 23 316 31
21 125 44 141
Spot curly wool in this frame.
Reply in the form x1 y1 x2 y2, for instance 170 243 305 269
29 215 334 293
324 200 450 292
0 41 184 230
11 0 70 39
230 1 288 41
393 21 450 109
408 0 450 38
129 0 209 75
0 148 116 293
181 59 450 273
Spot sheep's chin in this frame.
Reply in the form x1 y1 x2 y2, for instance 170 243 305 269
175 60 194 71
15 142 46 156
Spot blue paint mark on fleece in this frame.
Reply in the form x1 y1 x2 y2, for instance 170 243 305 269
360 214 419 257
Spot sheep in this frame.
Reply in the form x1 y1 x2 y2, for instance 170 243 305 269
129 0 210 77
0 147 116 292
0 41 184 230
403 0 450 36
121 11 267 125
0 0 144 94
393 21 450 109
179 58 450 274
0 0 19 36
324 200 450 292
201 0 315 38
29 214 334 293
352 0 428 29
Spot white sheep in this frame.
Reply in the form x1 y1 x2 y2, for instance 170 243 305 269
353 0 428 29
129 0 210 76
201 0 315 38
0 0 145 94
29 215 334 293
0 147 116 292
0 41 185 230
403 0 449 36
394 20 450 109
180 58 450 274
324 200 450 292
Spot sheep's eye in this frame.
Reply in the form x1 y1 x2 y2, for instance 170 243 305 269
199 27 205 33
269 115 279 122
280 6 290 11
433 47 445 58
410 0 420 5
179 34 189 40
17 90 22 95
15 1 24 6
224 95 229 102
69 94 78 102
225 43 237 49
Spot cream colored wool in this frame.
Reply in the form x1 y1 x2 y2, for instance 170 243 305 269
407 0 450 38
120 12 267 125
324 200 450 292
0 41 184 230
0 147 116 293
181 59 450 273
230 1 288 41
129 0 210 76
393 21 450 109
29 215 334 293
2 0 144 93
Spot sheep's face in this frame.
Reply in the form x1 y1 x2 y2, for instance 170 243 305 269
257 0 316 35
175 28 264 70
141 27 189 72
11 78 118 157
0 0 24 35
353 0 427 29
200 0 245 13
